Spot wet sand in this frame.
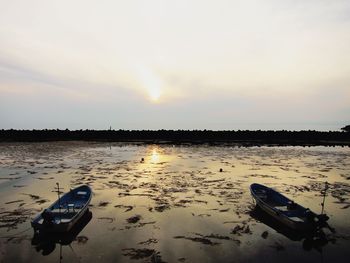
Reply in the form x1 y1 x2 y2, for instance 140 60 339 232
0 142 349 262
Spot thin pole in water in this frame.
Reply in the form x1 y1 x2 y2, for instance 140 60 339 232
60 243 63 263
321 182 329 215
57 182 61 223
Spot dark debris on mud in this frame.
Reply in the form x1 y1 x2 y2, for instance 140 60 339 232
174 235 219 246
122 248 167 262
127 215 142 224
98 201 110 207
231 224 252 235
139 238 158 245
173 231 241 246
270 241 285 251
0 208 34 230
75 236 89 244
114 204 133 212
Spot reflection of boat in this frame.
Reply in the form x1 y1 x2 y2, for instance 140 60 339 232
32 210 92 256
250 206 330 252
250 183 330 232
32 185 92 233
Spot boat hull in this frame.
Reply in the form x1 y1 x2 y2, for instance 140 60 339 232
253 196 305 230
250 183 319 232
31 185 92 233
31 206 90 232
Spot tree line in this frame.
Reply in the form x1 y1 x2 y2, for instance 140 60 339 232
0 129 349 146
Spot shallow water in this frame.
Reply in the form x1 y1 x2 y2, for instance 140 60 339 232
0 142 349 263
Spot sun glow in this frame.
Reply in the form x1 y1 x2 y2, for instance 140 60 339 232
148 86 161 102
151 148 160 163
137 66 162 102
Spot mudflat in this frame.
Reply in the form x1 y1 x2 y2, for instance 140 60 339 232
0 142 349 262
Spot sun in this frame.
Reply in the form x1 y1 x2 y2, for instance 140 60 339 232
148 86 161 102
137 66 163 103
144 74 162 103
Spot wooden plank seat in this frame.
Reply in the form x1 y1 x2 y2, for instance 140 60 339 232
50 208 82 216
274 205 289 212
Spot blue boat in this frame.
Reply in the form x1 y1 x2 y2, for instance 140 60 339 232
31 185 92 233
250 183 330 232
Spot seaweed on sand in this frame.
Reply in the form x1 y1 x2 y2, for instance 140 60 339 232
154 204 170 212
230 224 252 235
0 208 34 229
75 236 89 244
123 221 156 230
122 248 166 262
22 194 41 200
114 204 133 212
139 238 158 245
204 233 241 245
174 236 219 246
173 233 221 246
127 215 141 224
5 200 24 205
98 201 110 207
261 231 269 239
122 248 155 259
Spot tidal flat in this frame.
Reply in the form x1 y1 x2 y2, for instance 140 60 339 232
0 142 349 263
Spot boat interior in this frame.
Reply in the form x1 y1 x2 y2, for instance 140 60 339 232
37 190 89 224
254 187 306 222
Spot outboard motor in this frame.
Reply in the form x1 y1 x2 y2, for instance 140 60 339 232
42 209 54 227
316 214 330 229
305 209 316 222
317 214 330 222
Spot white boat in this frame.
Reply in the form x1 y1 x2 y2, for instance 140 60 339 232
250 183 330 232
31 185 92 233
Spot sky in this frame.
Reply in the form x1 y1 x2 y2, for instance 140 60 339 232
0 0 349 131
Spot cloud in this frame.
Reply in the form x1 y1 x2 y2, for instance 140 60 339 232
0 0 349 129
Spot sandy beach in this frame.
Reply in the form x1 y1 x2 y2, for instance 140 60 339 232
0 142 349 262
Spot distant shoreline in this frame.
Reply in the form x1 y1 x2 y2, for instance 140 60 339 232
1 129 349 146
